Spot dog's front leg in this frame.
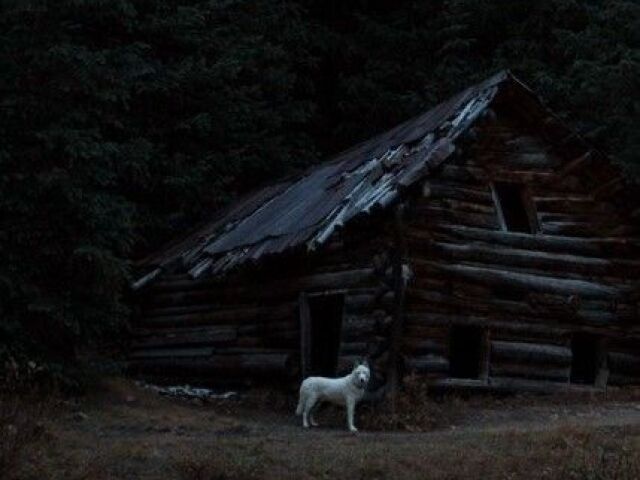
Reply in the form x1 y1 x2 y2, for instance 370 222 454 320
302 405 310 428
309 403 319 427
346 398 357 432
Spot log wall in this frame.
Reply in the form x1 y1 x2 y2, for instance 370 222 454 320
129 224 398 384
402 106 640 389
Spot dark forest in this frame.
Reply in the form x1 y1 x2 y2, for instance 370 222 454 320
1 0 638 387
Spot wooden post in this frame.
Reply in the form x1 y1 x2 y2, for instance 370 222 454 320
299 293 311 379
388 203 408 414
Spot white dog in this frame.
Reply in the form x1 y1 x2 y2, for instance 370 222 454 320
295 361 370 432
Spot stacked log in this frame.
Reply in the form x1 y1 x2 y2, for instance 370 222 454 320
128 351 295 377
401 109 640 392
608 352 640 385
490 341 571 382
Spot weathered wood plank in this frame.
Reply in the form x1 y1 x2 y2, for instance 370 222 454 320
128 353 295 376
533 195 616 215
491 341 572 366
130 347 215 359
428 198 496 215
404 355 449 374
411 206 500 230
405 312 573 337
608 352 640 374
419 260 620 299
299 293 311 379
490 363 570 382
402 338 447 356
143 303 228 318
145 268 376 306
540 221 633 237
427 225 640 256
608 373 640 385
140 302 298 328
424 182 494 203
420 240 640 277
131 326 237 349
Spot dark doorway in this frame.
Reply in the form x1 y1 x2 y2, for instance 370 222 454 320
493 182 537 234
449 326 486 379
570 333 599 384
300 294 344 377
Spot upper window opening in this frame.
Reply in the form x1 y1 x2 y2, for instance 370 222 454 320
493 182 537 234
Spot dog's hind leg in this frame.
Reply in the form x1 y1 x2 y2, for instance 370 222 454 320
295 395 304 416
302 395 317 428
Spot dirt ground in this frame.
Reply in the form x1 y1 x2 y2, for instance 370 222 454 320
5 378 640 480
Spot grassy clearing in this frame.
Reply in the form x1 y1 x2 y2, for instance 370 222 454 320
5 378 640 480
171 425 640 480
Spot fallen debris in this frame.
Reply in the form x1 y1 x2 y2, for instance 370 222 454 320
135 381 238 401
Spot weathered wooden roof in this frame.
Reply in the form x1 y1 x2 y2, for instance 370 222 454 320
132 70 592 288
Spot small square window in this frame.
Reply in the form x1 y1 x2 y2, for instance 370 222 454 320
449 326 489 379
492 182 538 234
570 333 601 385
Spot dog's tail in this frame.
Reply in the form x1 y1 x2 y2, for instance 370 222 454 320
295 381 306 415
295 395 304 415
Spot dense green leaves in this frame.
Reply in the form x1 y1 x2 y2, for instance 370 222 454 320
0 0 638 384
0 0 318 382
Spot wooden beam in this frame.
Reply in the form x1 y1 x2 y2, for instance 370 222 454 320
490 363 570 382
404 355 449 374
388 203 409 410
140 302 298 328
145 268 376 306
299 293 311 379
410 205 500 230
131 326 237 349
131 268 162 291
593 176 624 200
557 151 592 179
129 347 215 359
491 340 572 366
428 224 640 256
425 182 494 203
128 352 295 377
420 240 640 277
418 260 620 299
608 352 640 374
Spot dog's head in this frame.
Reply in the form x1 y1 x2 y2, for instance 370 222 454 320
351 360 370 389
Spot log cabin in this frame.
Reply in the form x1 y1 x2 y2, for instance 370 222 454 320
130 71 640 394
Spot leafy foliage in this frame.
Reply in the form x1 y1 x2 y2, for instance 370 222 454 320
0 0 638 383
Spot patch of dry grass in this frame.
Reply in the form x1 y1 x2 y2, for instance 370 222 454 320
0 395 49 480
174 444 267 480
172 425 640 480
561 428 640 480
